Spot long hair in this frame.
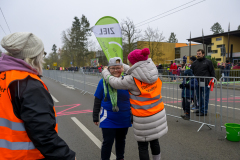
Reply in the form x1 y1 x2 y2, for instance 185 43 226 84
6 51 44 75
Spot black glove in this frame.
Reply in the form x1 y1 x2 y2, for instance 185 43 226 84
185 83 190 89
179 84 183 89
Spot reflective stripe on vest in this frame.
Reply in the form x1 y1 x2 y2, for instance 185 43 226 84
0 117 58 131
131 98 163 109
0 117 25 131
129 78 164 117
0 139 35 150
130 94 160 102
0 70 58 159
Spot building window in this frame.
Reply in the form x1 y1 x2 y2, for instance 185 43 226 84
175 48 180 59
217 44 225 48
207 46 212 53
216 58 221 61
212 50 218 53
216 37 222 41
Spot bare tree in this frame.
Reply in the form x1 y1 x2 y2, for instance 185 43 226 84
61 29 75 66
139 27 165 63
121 18 141 63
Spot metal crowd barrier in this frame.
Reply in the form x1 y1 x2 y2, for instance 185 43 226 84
159 75 240 132
42 70 240 133
82 69 100 73
219 77 240 130
42 70 102 95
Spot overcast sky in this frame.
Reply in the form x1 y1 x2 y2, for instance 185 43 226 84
1 0 239 54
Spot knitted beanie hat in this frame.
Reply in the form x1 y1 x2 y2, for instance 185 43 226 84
128 48 150 65
1 32 44 59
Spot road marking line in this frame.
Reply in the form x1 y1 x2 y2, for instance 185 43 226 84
51 94 59 103
71 117 116 160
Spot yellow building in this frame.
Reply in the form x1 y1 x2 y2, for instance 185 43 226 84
137 41 196 65
211 35 240 62
188 30 240 63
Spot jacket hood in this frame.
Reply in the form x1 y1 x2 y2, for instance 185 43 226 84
0 54 39 75
126 58 158 84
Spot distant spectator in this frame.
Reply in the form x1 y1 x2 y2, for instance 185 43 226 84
75 66 78 71
189 56 197 66
224 60 231 82
157 63 163 73
170 62 177 81
179 69 198 120
169 61 174 80
191 49 215 116
220 62 225 80
98 66 102 73
183 55 187 63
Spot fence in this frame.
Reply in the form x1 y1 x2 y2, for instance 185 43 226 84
159 75 240 133
43 70 240 133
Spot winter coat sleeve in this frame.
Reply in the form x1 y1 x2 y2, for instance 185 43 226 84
190 63 195 75
102 68 136 90
123 64 130 72
208 61 215 78
93 97 101 122
17 78 75 160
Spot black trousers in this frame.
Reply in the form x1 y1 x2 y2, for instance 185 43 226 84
182 97 191 114
101 128 128 160
137 139 161 160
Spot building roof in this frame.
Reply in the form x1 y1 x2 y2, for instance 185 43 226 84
175 43 198 48
187 30 240 45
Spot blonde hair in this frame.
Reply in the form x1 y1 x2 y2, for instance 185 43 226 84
6 51 44 75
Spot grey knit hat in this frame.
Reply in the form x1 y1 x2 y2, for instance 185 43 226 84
1 32 44 59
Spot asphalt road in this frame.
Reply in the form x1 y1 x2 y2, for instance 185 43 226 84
42 73 240 160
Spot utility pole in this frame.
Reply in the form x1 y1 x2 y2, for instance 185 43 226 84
202 29 205 51
189 32 191 57
227 23 230 61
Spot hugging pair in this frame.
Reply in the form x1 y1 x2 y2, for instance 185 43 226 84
93 48 168 160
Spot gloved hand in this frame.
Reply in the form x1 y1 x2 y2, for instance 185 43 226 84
184 83 190 89
179 84 183 89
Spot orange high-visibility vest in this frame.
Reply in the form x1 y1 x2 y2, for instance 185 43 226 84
0 70 58 160
129 78 164 117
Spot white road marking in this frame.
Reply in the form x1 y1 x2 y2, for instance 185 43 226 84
71 117 116 160
51 94 59 103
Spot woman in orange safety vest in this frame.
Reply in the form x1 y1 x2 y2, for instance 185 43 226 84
0 32 76 160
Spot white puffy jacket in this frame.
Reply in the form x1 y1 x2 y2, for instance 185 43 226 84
102 58 168 142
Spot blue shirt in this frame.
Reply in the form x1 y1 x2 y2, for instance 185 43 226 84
94 79 132 128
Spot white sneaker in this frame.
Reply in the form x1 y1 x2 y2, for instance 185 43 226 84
152 153 161 160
